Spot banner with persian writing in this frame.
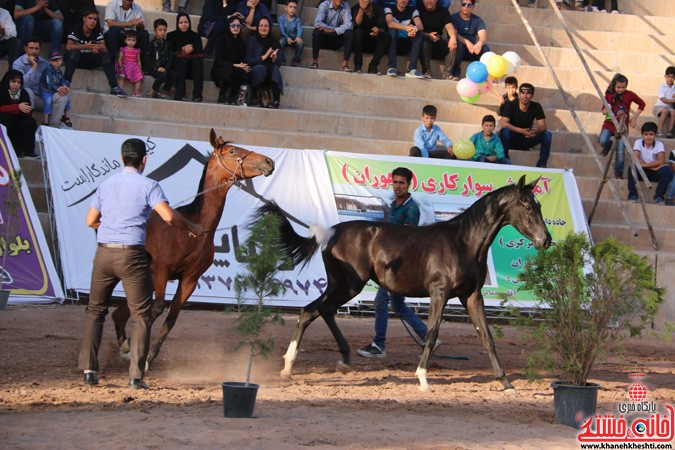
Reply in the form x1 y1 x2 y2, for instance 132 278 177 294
0 126 64 304
43 128 587 307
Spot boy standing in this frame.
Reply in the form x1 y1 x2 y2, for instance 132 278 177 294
627 122 673 205
497 76 518 118
143 18 175 98
278 0 304 67
39 50 72 127
470 115 510 164
653 66 675 138
409 104 454 159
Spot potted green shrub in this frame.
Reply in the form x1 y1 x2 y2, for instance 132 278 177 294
224 211 288 418
517 232 663 428
0 169 23 310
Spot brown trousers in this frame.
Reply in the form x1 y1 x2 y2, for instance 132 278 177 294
79 246 153 380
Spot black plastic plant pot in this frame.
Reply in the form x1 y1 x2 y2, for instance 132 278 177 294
551 381 600 429
222 382 259 418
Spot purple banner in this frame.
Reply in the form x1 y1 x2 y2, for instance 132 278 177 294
0 130 62 300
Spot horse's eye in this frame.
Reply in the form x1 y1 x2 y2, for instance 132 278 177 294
229 148 235 154
525 205 532 212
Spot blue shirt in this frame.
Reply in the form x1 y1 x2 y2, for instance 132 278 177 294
314 0 352 35
278 13 302 40
13 54 50 95
389 195 420 225
413 123 453 157
91 167 168 245
470 131 505 160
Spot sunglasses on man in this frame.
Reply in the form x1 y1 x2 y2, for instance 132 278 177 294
461 2 474 8
519 89 534 94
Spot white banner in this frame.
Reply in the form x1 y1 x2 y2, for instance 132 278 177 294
43 128 588 308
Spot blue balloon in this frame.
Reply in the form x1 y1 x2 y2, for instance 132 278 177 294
466 61 489 84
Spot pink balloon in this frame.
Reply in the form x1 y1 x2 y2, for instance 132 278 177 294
456 78 479 98
479 79 493 94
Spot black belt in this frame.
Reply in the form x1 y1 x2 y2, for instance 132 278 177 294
98 243 145 250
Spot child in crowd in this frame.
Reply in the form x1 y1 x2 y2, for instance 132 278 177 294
598 73 645 179
627 122 672 205
144 19 176 99
39 51 72 128
667 148 675 205
470 114 511 164
278 0 304 67
0 69 38 158
116 30 144 98
653 66 675 138
409 104 454 159
497 76 518 119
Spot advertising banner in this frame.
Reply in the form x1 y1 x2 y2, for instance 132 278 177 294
43 128 587 308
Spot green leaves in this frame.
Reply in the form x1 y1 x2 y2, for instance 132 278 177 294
517 232 664 386
232 211 289 385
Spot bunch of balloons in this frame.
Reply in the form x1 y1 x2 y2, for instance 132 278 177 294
455 51 521 104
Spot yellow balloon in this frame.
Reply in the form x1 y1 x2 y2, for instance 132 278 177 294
486 55 508 79
454 138 476 160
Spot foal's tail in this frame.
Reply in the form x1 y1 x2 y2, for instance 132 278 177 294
256 202 331 269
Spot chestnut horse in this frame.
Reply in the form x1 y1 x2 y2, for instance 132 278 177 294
259 175 551 391
112 129 275 368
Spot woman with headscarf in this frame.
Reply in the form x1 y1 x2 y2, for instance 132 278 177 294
198 0 240 56
245 16 282 108
167 12 205 102
0 69 38 158
211 16 250 105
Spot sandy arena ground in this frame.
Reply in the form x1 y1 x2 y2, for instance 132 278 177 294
0 304 673 449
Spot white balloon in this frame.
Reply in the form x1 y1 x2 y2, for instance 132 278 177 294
480 51 496 66
502 51 521 73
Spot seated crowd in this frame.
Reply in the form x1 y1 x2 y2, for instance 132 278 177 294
2 0 674 205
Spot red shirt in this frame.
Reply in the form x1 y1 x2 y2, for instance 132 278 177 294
602 90 645 134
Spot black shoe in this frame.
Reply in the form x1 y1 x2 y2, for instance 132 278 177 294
128 378 149 390
217 93 226 104
367 65 379 75
193 97 202 103
83 372 99 386
271 100 280 109
356 342 386 358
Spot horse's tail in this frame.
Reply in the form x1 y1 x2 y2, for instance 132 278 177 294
256 202 330 270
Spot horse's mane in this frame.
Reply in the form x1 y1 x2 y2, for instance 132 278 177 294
445 182 517 226
175 151 213 215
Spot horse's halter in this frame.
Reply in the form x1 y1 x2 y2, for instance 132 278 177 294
214 145 252 184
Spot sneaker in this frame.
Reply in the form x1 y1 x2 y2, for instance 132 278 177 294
133 91 142 98
667 132 673 139
658 132 665 138
367 66 379 75
357 342 386 358
655 196 665 205
386 68 397 77
628 194 638 203
405 68 424 79
111 86 127 98
424 71 432 79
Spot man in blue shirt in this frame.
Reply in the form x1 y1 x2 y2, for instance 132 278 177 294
310 0 353 70
448 0 489 80
358 167 439 358
384 0 424 78
79 138 204 390
409 104 455 159
12 37 69 127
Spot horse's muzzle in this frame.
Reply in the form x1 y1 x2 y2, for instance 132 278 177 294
263 158 275 176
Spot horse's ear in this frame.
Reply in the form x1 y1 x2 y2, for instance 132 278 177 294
516 174 527 190
209 129 217 147
525 176 541 192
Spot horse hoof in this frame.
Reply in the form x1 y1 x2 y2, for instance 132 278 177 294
418 385 432 393
280 370 292 380
336 361 351 373
503 387 518 395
